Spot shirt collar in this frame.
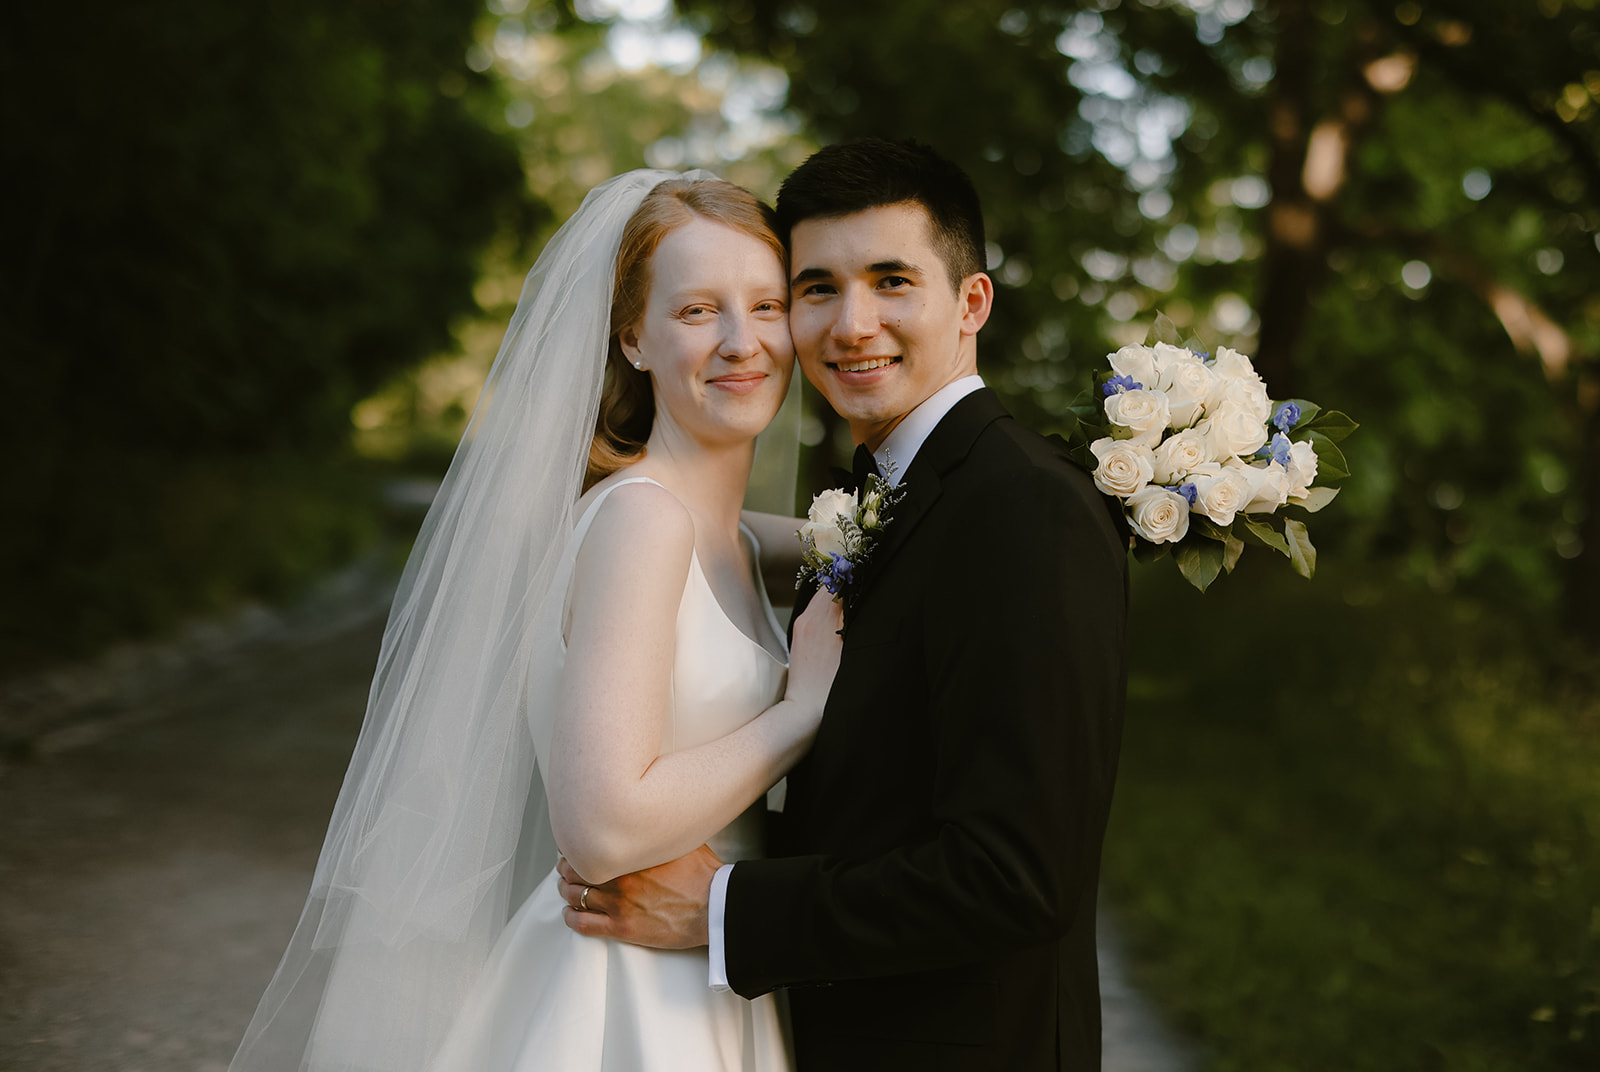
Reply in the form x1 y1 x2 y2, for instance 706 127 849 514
873 375 986 488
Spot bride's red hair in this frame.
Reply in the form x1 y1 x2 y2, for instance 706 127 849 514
585 179 785 491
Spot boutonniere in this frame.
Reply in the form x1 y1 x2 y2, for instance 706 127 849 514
795 460 905 607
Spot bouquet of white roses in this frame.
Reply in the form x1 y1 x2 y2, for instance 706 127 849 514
1063 314 1356 591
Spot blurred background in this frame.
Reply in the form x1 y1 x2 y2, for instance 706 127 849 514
3 0 1597 1068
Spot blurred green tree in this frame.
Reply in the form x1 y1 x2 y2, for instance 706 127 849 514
1 0 533 664
680 0 1600 639
349 0 810 465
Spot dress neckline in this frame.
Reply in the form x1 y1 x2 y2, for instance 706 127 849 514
688 545 789 667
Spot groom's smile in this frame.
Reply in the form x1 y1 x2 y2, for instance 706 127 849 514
789 201 991 449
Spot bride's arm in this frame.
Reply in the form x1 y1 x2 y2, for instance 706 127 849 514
548 483 839 885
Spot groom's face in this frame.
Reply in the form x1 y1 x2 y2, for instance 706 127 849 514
788 201 990 449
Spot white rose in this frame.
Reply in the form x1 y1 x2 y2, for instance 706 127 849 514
1197 401 1269 460
1126 485 1191 544
1154 347 1214 428
1285 439 1319 500
1204 374 1272 424
1104 387 1172 446
1108 344 1159 390
1209 345 1261 382
800 487 857 559
1226 458 1290 515
1091 437 1156 497
1152 430 1210 485
1151 342 1196 379
1189 466 1256 527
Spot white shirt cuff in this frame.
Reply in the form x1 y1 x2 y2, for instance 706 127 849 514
707 862 734 991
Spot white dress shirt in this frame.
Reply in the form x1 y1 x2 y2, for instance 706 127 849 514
707 373 986 989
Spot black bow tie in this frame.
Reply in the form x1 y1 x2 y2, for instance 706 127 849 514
851 444 881 489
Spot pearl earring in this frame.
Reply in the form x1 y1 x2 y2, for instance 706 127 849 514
633 361 645 370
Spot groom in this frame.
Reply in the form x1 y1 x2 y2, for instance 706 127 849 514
562 139 1128 1070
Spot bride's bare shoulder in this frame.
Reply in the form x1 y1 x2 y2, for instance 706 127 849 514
575 475 694 574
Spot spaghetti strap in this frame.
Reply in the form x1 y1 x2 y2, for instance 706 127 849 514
557 476 666 638
568 476 665 551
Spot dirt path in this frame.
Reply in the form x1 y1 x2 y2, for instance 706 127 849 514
0 571 1196 1071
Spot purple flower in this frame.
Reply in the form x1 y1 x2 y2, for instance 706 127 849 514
1103 374 1142 396
1272 401 1302 434
818 552 855 594
1171 482 1199 506
1256 432 1293 466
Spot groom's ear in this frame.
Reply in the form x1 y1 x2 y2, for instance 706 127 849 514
958 272 994 337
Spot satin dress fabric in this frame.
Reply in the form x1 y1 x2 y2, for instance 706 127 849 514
429 477 793 1072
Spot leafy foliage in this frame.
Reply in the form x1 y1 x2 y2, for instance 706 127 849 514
4 0 531 456
2 0 532 663
679 0 1600 628
1106 562 1600 1070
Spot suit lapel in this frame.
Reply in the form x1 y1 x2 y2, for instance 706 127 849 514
845 389 1009 615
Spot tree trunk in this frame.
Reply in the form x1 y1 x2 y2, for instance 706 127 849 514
1254 0 1318 396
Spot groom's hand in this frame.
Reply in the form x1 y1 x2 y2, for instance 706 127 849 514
557 844 721 949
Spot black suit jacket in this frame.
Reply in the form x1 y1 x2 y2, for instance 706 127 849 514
725 389 1129 1071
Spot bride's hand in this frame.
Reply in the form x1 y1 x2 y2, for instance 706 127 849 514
784 589 844 722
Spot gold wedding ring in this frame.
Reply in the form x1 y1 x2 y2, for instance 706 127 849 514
579 886 591 911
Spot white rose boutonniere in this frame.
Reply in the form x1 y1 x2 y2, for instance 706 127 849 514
798 488 857 560
796 458 906 605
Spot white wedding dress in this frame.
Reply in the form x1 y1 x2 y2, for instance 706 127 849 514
428 477 794 1072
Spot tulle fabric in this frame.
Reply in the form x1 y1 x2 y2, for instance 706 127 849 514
230 169 720 1072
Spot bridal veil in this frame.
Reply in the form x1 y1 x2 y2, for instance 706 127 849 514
230 167 795 1072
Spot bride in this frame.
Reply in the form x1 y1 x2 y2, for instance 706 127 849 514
229 170 842 1072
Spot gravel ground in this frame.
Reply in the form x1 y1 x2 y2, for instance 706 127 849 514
0 563 1197 1072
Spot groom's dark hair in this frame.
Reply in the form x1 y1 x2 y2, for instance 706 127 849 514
775 138 986 291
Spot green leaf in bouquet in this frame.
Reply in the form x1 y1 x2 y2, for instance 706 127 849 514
1299 409 1358 443
1240 515 1292 557
1223 526 1245 573
1302 431 1350 481
1284 517 1317 579
1132 538 1172 564
1145 313 1182 347
1278 398 1320 427
1289 486 1340 513
1174 538 1225 592
1182 335 1208 355
1190 515 1232 544
1065 398 1103 429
